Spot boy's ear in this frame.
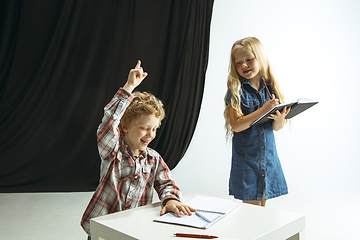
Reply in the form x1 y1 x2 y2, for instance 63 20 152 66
121 124 128 133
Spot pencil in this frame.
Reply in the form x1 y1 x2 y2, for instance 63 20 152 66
261 78 272 99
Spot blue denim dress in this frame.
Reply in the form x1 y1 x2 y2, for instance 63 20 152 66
226 80 288 201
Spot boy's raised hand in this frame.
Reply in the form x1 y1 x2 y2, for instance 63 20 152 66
123 60 148 93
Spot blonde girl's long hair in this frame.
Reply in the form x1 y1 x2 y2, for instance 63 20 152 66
223 37 285 140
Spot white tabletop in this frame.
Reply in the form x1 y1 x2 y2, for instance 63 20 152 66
90 195 305 240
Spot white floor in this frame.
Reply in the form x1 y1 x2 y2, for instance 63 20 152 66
0 190 359 240
0 192 92 240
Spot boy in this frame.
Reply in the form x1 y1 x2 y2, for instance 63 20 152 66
81 60 195 238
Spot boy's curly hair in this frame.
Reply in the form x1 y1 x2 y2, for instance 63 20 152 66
119 91 165 135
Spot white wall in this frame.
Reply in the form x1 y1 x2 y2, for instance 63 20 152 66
171 2 360 238
172 0 360 202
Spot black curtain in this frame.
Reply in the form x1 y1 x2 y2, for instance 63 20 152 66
0 0 214 192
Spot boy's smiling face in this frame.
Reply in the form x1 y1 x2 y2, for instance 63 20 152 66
122 114 160 156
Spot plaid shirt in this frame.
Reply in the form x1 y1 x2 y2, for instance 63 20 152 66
81 88 181 235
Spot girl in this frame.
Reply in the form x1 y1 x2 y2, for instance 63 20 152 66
224 37 290 207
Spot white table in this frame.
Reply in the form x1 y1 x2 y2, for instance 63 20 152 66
90 195 305 240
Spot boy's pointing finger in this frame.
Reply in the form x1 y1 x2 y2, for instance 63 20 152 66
135 60 141 69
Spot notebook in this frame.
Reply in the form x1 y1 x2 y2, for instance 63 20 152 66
251 98 319 126
153 195 241 229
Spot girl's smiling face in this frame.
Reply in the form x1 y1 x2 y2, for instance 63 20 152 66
234 47 261 82
122 114 160 156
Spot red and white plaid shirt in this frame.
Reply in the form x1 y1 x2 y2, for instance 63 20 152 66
81 88 181 235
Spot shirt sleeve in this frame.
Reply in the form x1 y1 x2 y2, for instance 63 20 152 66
97 88 133 162
153 155 182 205
226 88 241 105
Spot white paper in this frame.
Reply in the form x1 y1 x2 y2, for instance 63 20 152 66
154 195 241 229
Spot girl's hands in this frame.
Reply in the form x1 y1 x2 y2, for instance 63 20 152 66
268 106 291 121
268 106 291 131
160 199 196 218
263 94 290 131
123 60 148 93
262 94 279 112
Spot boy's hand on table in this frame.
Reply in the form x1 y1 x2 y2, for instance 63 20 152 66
160 199 196 217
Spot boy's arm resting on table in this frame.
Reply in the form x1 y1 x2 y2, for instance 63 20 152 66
154 157 196 217
154 157 181 204
97 89 133 161
160 199 196 217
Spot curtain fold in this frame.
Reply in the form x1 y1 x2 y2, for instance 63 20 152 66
0 0 214 192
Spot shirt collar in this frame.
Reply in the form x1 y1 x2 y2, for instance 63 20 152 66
241 79 267 92
120 138 148 159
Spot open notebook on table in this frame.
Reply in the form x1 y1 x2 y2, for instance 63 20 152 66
153 195 241 229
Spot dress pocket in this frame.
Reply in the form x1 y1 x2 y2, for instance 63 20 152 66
241 99 260 115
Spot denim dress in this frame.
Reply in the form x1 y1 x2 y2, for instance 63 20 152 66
226 80 288 201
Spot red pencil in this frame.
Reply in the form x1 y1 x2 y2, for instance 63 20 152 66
261 78 272 99
174 233 218 239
